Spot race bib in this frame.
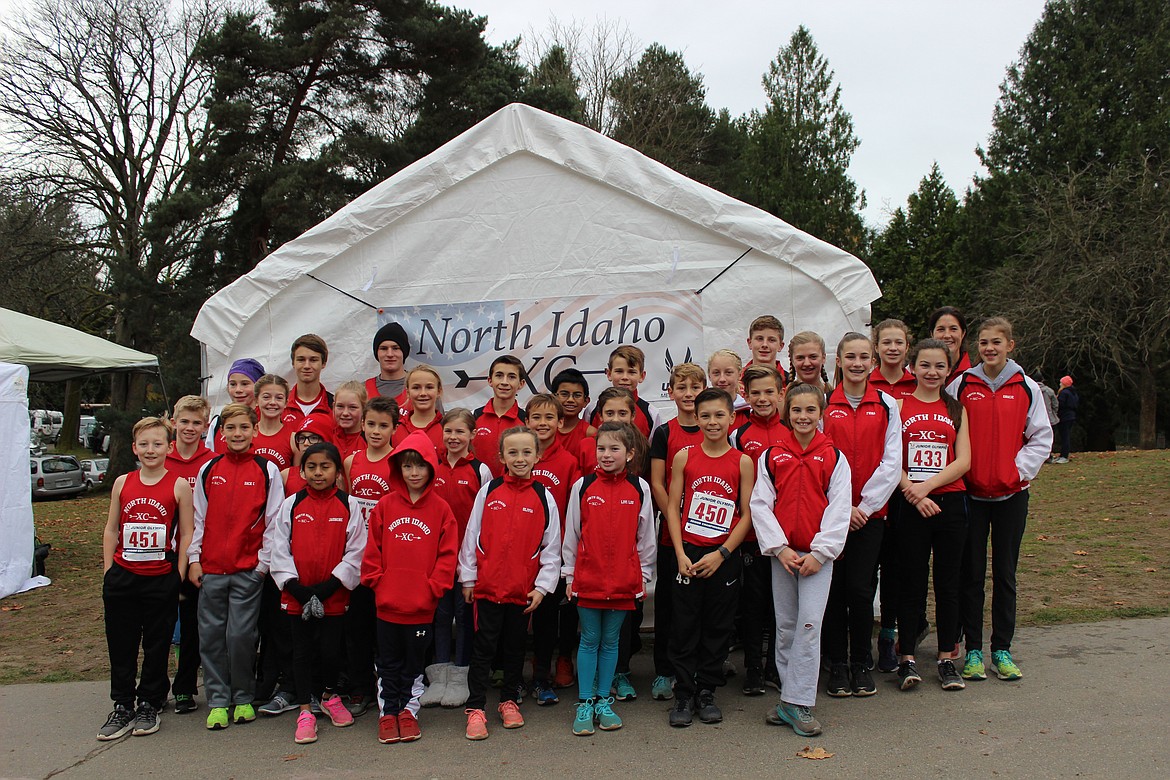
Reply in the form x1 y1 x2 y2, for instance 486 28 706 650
684 491 735 539
907 441 949 482
354 497 378 532
122 522 167 562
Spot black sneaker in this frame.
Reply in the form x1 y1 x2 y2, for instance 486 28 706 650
696 690 722 723
826 663 851 697
763 666 781 691
851 663 877 696
897 660 922 691
173 694 197 714
877 635 898 673
131 702 160 736
742 669 766 696
668 696 694 727
938 659 966 691
97 705 134 741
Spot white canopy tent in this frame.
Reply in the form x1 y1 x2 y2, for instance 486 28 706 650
193 103 880 411
0 307 159 382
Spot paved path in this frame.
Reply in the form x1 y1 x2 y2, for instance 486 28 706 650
2 617 1167 779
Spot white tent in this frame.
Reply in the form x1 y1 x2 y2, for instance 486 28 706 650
0 307 159 382
193 103 880 411
0 362 34 598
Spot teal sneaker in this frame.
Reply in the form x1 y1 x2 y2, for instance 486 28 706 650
205 707 229 730
232 703 256 724
766 701 822 736
594 696 622 731
991 650 1022 680
572 699 595 736
651 675 674 701
962 649 987 681
611 672 636 701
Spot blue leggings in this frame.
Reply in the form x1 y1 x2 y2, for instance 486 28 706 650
576 606 625 701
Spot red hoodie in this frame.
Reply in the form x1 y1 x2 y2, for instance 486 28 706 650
561 471 655 610
190 451 283 575
393 412 444 453
360 432 459 624
270 486 365 616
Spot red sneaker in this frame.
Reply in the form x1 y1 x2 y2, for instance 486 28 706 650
553 657 575 689
397 710 421 742
465 708 488 741
378 714 399 744
498 700 524 729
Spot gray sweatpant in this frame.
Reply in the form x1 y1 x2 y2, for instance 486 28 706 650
771 555 834 708
198 569 264 708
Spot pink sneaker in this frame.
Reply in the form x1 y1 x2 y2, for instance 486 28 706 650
498 700 524 729
465 708 488 740
294 711 317 744
320 694 354 727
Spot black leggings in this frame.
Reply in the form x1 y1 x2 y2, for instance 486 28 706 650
961 491 1029 653
824 517 884 664
289 614 344 705
893 491 967 658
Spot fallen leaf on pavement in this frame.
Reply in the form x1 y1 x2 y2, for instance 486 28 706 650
282 754 303 762
796 746 834 760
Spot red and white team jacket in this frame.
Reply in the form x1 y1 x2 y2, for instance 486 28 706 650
268 486 365 616
823 385 901 519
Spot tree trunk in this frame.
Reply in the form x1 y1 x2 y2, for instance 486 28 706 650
59 379 82 452
108 371 149 479
1139 365 1157 449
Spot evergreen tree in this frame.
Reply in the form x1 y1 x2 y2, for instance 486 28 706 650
741 26 865 253
523 45 585 122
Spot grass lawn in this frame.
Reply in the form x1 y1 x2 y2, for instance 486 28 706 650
1 451 1168 684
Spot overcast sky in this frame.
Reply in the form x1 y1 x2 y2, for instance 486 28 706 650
463 0 1048 228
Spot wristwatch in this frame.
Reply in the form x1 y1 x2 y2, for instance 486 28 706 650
717 545 731 560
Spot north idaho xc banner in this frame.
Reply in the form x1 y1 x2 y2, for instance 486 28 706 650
378 291 703 410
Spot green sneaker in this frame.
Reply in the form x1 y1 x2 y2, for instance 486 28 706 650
962 650 987 681
651 675 674 701
572 699 595 736
232 703 256 724
991 650 1023 680
611 672 636 701
594 696 622 731
206 707 229 730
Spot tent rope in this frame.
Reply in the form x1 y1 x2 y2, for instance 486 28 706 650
305 274 378 310
694 248 752 295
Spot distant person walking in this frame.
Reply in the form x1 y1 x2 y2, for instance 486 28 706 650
1055 376 1078 463
1034 372 1058 462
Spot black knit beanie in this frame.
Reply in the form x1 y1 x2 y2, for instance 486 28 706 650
373 321 410 360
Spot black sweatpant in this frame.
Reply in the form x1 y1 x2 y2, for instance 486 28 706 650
376 620 431 715
877 520 899 631
345 584 378 698
103 563 179 709
531 579 577 680
466 600 528 710
669 543 742 702
255 575 294 701
961 490 1029 653
652 542 677 677
737 540 775 673
172 578 201 698
824 517 885 665
894 492 967 658
289 613 345 705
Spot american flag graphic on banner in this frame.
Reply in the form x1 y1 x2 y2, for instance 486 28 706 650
379 291 703 410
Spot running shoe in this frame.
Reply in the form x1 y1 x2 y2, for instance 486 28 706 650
767 701 822 736
533 680 559 706
897 660 922 691
173 694 197 715
231 703 256 724
553 657 575 689
293 710 317 744
131 702 160 736
397 710 421 742
498 700 524 728
97 705 134 741
651 675 675 701
347 693 371 717
696 689 722 724
612 672 636 701
594 696 622 731
572 699 595 736
826 663 851 697
851 663 877 696
259 691 297 716
668 696 694 727
464 708 488 740
938 659 966 690
320 694 354 727
378 714 400 744
877 635 898 673
205 707 229 730
992 650 1023 680
962 649 988 681
742 669 766 696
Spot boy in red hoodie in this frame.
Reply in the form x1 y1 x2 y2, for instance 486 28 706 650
362 431 459 744
269 442 366 744
165 396 214 715
527 394 581 701
460 427 562 740
188 404 284 731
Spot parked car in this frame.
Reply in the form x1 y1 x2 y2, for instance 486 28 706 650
30 455 87 499
79 458 110 490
